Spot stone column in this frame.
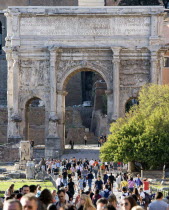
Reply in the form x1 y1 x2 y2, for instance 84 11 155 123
150 50 159 84
105 89 113 123
5 48 22 143
112 47 121 120
159 51 165 85
45 48 61 159
57 90 68 152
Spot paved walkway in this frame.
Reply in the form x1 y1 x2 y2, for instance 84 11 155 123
61 144 100 160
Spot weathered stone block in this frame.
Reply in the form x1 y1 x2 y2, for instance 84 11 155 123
7 172 20 179
0 168 7 173
35 172 44 180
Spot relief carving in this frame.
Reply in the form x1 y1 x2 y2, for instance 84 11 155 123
57 59 113 87
120 59 150 86
20 60 50 87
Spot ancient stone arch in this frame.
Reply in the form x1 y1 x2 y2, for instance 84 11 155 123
60 66 110 91
3 6 168 158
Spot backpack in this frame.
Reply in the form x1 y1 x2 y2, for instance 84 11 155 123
103 190 110 198
144 192 151 204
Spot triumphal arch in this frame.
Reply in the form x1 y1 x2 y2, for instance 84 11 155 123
3 6 168 158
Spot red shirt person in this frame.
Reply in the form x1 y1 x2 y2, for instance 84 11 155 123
143 178 150 193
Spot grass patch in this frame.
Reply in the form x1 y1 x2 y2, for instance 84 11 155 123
0 179 55 192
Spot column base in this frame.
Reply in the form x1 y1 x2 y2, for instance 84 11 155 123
8 136 22 144
45 137 63 159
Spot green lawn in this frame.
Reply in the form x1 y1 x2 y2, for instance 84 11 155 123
0 179 55 193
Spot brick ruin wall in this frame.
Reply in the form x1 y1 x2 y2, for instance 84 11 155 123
0 107 46 145
0 143 19 162
0 106 98 145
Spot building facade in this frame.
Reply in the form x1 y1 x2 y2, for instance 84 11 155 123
3 6 169 158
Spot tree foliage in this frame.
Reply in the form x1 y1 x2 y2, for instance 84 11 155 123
100 85 169 169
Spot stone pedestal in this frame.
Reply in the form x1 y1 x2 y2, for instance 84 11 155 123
45 137 62 159
19 141 31 169
26 161 35 179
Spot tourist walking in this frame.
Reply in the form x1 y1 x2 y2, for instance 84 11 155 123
135 174 142 188
87 171 94 190
79 194 96 210
149 192 169 210
94 176 103 191
68 178 75 197
121 196 137 210
78 175 84 190
128 177 135 193
56 189 70 210
62 169 68 187
56 175 63 190
84 135 88 145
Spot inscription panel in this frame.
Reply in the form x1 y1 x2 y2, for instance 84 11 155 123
20 16 151 36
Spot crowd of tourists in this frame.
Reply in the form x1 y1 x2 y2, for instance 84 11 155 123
1 157 169 210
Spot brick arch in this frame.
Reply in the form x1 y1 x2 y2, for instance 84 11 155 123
24 97 46 143
20 93 48 110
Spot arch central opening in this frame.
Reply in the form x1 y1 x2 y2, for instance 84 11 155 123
64 68 108 146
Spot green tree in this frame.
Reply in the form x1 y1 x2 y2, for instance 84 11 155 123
100 84 169 170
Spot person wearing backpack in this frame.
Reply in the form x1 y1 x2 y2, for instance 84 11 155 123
103 185 111 199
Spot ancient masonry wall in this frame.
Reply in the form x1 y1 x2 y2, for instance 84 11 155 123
0 107 46 145
0 107 7 144
66 72 82 106
0 143 19 162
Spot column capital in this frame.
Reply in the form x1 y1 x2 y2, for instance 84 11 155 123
148 46 160 53
150 50 159 63
5 52 12 61
111 47 122 56
105 89 113 95
12 51 19 61
57 90 68 96
48 45 62 53
49 112 59 122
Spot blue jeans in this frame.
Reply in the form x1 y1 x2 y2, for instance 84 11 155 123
88 179 92 189
63 178 67 186
94 170 98 179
